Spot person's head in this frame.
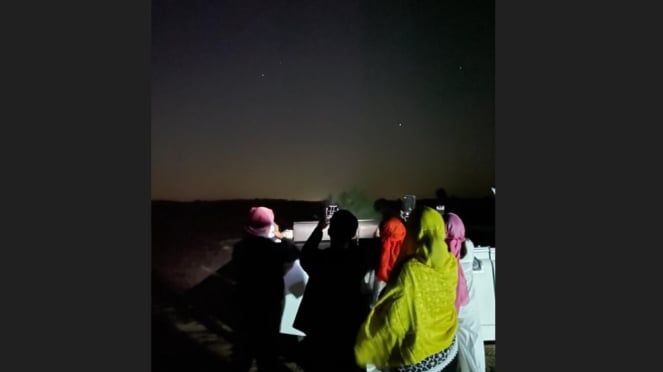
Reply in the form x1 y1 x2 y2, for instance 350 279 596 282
443 212 467 259
382 216 406 241
327 209 358 243
245 206 276 238
401 206 453 270
435 187 448 202
377 217 407 282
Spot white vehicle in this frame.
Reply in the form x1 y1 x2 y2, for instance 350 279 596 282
471 245 496 341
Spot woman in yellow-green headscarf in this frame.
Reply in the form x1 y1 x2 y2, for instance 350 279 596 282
355 206 459 372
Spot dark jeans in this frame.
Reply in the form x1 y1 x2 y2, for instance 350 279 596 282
230 328 281 371
230 303 285 372
298 334 364 372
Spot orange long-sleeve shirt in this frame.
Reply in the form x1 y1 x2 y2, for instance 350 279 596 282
377 217 406 282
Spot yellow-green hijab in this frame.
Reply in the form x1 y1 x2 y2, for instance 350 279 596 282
355 206 458 369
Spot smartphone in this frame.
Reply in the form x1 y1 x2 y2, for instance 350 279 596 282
325 204 339 221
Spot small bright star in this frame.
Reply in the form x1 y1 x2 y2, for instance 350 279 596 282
260 73 265 77
459 66 463 70
398 122 403 127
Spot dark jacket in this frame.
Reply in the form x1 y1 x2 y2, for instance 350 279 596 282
293 226 379 343
232 235 300 324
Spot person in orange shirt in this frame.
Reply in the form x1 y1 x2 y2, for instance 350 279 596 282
373 216 406 301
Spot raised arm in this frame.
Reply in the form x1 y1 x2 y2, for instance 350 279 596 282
298 219 327 274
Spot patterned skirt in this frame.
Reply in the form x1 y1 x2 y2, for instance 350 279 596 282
389 337 458 372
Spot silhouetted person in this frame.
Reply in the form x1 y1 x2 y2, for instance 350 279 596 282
230 206 299 372
293 209 374 372
435 187 450 214
436 187 449 206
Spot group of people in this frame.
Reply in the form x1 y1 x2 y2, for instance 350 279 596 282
228 203 487 372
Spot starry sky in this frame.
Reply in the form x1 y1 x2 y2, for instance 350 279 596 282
151 0 494 201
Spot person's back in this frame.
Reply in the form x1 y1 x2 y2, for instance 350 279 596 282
294 210 371 372
445 212 485 372
233 235 297 308
230 206 299 372
373 216 406 303
299 244 370 333
355 206 460 372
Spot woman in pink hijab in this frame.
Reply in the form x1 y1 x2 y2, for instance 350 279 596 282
444 212 486 372
445 212 469 311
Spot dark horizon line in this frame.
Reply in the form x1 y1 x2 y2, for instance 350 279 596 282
151 195 494 204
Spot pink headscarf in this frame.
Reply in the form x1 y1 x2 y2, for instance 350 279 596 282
445 212 469 312
245 206 275 237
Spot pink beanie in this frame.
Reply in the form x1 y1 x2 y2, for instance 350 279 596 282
245 206 275 236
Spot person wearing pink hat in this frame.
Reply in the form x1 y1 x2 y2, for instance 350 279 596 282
243 206 286 240
444 212 486 372
230 206 299 372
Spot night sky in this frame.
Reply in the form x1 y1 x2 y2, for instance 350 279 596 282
151 0 494 201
